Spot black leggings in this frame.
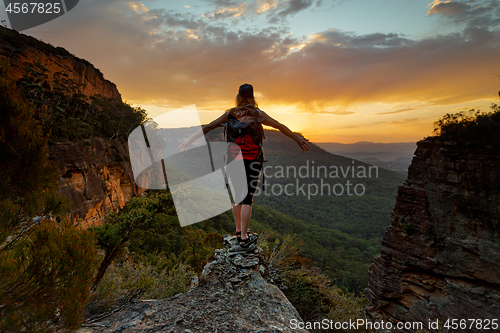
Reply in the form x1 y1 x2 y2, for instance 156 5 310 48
227 159 262 206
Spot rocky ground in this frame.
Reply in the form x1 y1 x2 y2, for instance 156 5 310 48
78 236 308 333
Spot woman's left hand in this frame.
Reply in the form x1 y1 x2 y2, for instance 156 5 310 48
295 135 310 151
178 137 193 152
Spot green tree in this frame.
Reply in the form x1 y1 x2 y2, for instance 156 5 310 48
0 61 62 247
90 192 177 289
181 228 223 277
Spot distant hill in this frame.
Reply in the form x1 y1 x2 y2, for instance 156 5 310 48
315 141 417 158
206 129 407 240
315 141 416 175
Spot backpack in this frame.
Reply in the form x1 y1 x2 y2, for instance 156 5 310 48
223 105 266 161
220 105 267 195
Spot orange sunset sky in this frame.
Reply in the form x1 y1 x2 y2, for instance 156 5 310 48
2 0 499 143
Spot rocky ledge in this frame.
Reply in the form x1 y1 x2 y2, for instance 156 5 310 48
79 236 308 333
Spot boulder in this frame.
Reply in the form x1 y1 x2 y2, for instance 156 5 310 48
80 236 307 333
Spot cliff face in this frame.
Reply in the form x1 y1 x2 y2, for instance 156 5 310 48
80 236 307 333
0 27 138 225
50 139 144 227
0 27 120 101
366 137 500 328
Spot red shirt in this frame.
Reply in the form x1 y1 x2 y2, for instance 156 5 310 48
230 133 260 160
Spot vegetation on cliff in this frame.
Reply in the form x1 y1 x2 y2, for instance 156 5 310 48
433 103 500 149
0 59 99 332
1 26 146 143
16 61 147 142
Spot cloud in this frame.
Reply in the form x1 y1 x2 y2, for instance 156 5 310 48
325 110 355 115
202 0 323 22
374 118 420 125
453 106 484 111
145 10 201 30
268 0 323 23
204 3 247 20
201 0 242 7
277 0 315 17
26 0 500 112
427 0 500 30
280 107 355 115
259 28 499 107
375 107 417 115
309 29 411 48
427 1 469 16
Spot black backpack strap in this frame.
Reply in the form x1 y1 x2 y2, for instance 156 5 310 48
257 146 266 192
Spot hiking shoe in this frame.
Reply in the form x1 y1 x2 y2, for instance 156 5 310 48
240 233 258 249
235 229 253 243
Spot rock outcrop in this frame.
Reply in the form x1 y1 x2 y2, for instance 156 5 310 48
50 138 144 227
366 137 500 331
0 26 121 101
80 236 308 333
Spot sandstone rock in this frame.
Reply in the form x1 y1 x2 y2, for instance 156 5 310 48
49 138 144 227
0 27 120 101
1 28 140 227
81 236 306 332
366 137 500 331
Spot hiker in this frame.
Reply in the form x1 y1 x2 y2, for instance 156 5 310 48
179 83 309 249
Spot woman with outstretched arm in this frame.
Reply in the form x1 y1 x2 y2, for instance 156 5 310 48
179 84 309 250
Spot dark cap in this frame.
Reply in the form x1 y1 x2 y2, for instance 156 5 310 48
238 83 254 98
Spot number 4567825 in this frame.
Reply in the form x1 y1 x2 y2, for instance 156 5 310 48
444 318 498 330
6 3 61 14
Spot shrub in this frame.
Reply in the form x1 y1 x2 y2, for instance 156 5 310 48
433 104 500 149
0 220 98 332
0 58 99 332
14 62 147 143
85 252 194 318
260 234 369 332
